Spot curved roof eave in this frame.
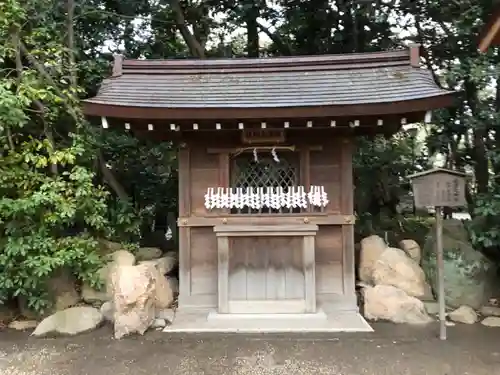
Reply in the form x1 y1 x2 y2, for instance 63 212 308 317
83 92 458 120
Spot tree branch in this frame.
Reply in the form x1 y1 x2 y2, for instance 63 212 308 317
169 0 206 58
191 2 210 50
6 29 22 151
19 41 81 121
414 13 442 87
257 21 293 56
67 0 76 87
97 151 129 200
464 78 489 194
19 40 130 200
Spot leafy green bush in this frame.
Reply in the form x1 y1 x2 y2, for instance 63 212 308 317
0 138 108 313
469 190 500 263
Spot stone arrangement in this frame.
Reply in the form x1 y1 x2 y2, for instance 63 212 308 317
358 219 500 327
7 239 178 338
5 218 500 335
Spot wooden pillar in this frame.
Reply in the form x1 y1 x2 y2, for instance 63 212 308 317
340 138 357 310
178 147 191 308
300 146 316 312
217 236 230 313
303 235 316 313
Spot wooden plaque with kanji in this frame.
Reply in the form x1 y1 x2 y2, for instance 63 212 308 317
408 168 467 208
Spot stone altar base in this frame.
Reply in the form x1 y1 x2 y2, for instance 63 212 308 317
162 307 373 333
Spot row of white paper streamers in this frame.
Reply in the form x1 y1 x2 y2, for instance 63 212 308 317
204 186 329 210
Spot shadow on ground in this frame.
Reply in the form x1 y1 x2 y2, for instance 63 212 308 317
0 322 499 375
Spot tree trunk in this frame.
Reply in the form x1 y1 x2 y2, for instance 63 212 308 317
339 1 354 53
169 0 205 58
67 0 76 87
98 152 129 201
493 60 500 180
464 79 489 194
7 29 21 150
257 21 293 56
123 20 135 56
245 2 260 57
19 40 131 198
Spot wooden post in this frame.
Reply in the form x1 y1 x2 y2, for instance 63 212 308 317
435 206 446 340
303 235 316 313
408 168 468 341
217 236 230 313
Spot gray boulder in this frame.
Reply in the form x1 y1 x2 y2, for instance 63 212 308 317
372 247 431 298
111 262 173 339
363 284 432 324
422 219 497 309
448 305 478 324
32 306 103 337
481 316 500 327
135 247 162 261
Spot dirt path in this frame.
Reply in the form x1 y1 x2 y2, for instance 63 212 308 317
0 322 499 375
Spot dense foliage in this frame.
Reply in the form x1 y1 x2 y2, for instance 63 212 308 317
0 0 499 311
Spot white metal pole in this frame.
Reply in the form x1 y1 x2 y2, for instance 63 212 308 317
435 206 446 340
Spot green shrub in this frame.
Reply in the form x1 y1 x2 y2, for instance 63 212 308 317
0 138 108 313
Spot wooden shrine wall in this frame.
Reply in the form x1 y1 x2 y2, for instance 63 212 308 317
177 131 355 310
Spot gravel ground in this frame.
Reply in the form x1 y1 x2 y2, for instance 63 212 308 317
0 322 499 375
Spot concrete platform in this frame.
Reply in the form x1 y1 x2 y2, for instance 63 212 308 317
162 308 373 333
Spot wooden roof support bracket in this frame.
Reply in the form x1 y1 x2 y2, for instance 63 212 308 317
409 43 421 67
112 54 123 77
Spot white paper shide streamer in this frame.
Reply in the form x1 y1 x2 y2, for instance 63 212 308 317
204 185 329 210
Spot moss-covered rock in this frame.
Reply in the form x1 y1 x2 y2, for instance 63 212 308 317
422 219 497 309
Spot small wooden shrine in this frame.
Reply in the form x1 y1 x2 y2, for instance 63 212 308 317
83 45 456 331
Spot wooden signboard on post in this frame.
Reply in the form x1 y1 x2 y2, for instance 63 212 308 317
410 168 467 209
408 168 468 341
